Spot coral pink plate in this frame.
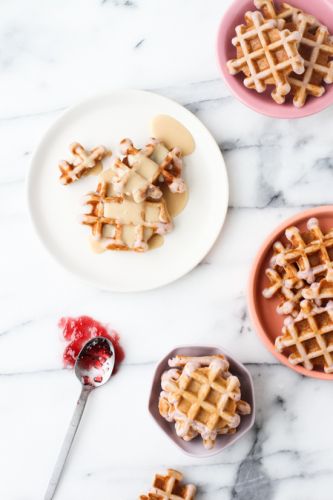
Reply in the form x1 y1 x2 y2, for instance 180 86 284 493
217 0 333 118
248 206 333 380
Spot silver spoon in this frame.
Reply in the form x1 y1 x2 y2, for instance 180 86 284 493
44 337 115 500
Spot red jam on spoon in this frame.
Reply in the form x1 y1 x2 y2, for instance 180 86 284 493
59 315 125 373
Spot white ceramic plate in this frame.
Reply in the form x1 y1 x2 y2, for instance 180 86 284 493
27 90 228 292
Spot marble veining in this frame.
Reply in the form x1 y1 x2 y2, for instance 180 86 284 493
1 0 333 499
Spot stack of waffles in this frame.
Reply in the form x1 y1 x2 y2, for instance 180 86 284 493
263 217 333 373
59 138 186 252
140 469 196 500
158 355 251 449
227 0 333 107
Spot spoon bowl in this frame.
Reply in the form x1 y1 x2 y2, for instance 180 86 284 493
75 336 115 388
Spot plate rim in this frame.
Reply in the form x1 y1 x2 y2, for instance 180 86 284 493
26 88 229 292
247 205 333 380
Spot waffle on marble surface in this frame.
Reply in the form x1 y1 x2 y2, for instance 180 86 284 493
276 299 333 373
59 142 107 185
226 10 304 104
81 174 172 252
255 0 333 107
140 469 196 500
159 355 251 449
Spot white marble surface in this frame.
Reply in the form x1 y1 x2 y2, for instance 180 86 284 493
1 0 333 499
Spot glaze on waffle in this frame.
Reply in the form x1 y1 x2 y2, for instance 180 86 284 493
59 143 107 185
303 269 333 301
81 173 172 252
159 355 251 449
112 157 162 203
112 138 162 202
140 469 196 500
263 267 303 316
289 24 333 108
120 138 186 195
276 299 333 373
263 217 333 372
271 218 333 284
254 0 333 107
254 0 305 30
227 10 304 103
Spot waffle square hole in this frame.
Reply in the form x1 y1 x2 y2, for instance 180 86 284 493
196 408 210 426
324 332 333 346
206 388 221 405
303 337 321 354
154 476 167 490
327 247 333 262
178 398 191 415
308 250 322 267
295 319 312 335
316 311 332 329
187 379 201 396
102 224 115 238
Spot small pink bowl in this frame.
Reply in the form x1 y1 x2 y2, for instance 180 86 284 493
217 0 333 118
148 345 255 457
248 206 333 380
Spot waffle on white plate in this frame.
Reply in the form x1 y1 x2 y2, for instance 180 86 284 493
82 174 172 252
263 217 333 372
59 142 108 185
119 138 186 196
159 355 251 449
58 134 188 253
140 469 196 500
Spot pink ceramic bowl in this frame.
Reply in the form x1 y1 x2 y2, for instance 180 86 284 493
248 206 333 380
217 0 333 118
148 345 255 457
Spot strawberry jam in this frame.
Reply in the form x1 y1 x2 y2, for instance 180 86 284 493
59 316 125 373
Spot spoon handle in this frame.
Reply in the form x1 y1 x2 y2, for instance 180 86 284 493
44 386 92 500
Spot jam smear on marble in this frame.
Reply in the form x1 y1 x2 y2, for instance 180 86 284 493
59 316 125 374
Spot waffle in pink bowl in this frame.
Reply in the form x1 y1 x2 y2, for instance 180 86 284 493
217 0 333 118
148 346 255 457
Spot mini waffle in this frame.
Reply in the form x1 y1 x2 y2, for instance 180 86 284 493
270 218 333 285
263 267 303 316
302 268 333 301
159 355 251 449
255 0 333 107
289 23 333 108
276 299 333 373
59 142 107 185
121 138 186 194
112 157 162 203
254 0 305 30
140 469 196 500
227 10 304 104
81 173 172 252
